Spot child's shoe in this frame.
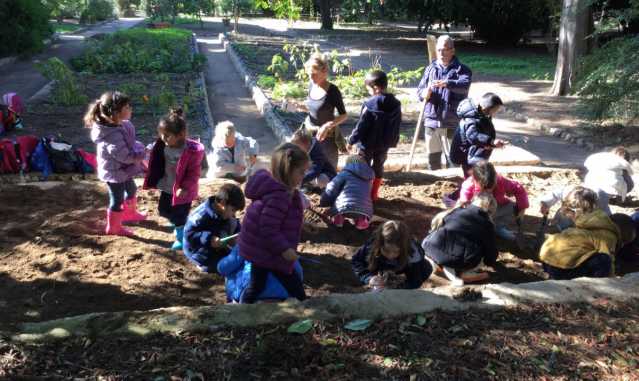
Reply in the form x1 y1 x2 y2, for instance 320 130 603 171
355 216 370 230
105 209 134 237
122 198 147 223
495 226 517 241
171 226 184 250
442 266 464 287
371 178 383 201
332 214 345 227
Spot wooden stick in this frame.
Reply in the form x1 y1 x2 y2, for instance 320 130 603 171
405 97 427 172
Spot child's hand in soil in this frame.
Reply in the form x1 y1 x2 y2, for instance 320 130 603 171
210 236 221 249
282 248 299 262
493 139 508 148
176 188 186 198
368 275 385 290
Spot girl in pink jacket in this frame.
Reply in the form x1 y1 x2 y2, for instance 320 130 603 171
144 109 204 250
459 160 529 241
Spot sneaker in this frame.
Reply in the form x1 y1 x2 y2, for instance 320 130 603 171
442 266 464 287
355 216 370 230
423 255 442 274
496 226 517 241
460 270 490 283
332 214 345 227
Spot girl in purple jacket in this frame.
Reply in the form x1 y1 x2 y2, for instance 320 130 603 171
144 109 205 250
238 143 310 304
86 91 146 237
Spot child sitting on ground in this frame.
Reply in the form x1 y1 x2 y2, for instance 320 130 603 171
583 146 634 203
207 121 259 183
144 108 205 250
290 127 336 191
183 183 245 273
218 246 303 303
422 192 498 286
458 160 529 241
237 143 310 304
346 70 402 201
352 220 432 290
540 186 636 279
319 154 374 230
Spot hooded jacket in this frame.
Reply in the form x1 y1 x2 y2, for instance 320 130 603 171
450 98 496 166
348 93 402 152
540 209 620 271
319 162 375 218
238 169 304 274
460 174 529 212
416 57 472 129
207 132 259 178
91 120 145 183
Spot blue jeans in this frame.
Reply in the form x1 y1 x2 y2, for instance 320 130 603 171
107 179 137 212
543 253 612 280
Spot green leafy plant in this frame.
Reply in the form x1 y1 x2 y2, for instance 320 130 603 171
272 81 306 100
267 54 290 82
0 0 53 56
257 75 277 89
80 0 115 24
36 58 88 106
120 83 146 97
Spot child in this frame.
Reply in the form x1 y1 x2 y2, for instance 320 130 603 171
583 146 634 203
237 143 310 304
352 220 432 290
319 154 374 230
144 108 205 250
207 120 259 183
183 183 245 273
218 246 304 303
290 127 336 191
458 160 529 241
539 186 636 279
422 192 498 286
539 184 611 231
347 70 402 201
86 91 146 236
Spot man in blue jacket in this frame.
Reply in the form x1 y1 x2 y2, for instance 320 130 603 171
417 35 472 170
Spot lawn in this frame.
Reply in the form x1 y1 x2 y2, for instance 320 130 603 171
457 51 555 80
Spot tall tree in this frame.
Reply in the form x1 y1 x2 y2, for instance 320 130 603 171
550 0 593 96
320 0 332 29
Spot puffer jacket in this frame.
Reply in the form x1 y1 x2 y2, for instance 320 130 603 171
460 174 529 212
91 120 145 183
422 205 498 269
416 57 472 129
348 93 402 152
238 169 304 274
540 209 620 272
207 132 259 178
584 151 634 200
218 246 303 303
450 98 496 166
319 162 374 218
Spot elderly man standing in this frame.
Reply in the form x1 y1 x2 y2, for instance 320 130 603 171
417 35 472 170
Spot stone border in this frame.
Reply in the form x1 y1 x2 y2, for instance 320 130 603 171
191 33 216 152
9 273 639 342
219 33 293 143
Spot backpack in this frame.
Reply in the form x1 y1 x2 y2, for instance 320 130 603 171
0 135 38 174
0 105 22 135
2 93 25 114
44 138 82 174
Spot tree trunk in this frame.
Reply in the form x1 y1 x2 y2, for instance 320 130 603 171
550 0 593 96
319 0 332 30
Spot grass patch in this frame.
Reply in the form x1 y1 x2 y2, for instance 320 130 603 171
71 27 206 74
50 21 81 34
457 52 555 80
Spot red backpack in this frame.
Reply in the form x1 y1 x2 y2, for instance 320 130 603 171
0 135 38 174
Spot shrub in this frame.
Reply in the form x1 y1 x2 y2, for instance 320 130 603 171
267 54 290 82
0 0 52 57
36 58 88 106
272 81 306 100
257 75 277 89
80 0 116 24
575 36 639 124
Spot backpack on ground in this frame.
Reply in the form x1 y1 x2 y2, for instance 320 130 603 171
44 138 82 174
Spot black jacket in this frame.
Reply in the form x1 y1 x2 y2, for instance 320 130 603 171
422 205 498 269
348 93 402 152
450 98 496 166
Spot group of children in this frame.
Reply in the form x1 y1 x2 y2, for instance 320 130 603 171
85 59 638 303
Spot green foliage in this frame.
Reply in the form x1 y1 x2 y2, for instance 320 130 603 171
80 0 116 24
267 54 290 82
71 28 206 73
257 75 277 89
575 36 639 124
386 66 424 87
457 52 555 80
44 0 86 21
36 58 88 106
272 81 306 100
287 319 313 334
283 42 318 82
0 0 53 57
332 71 368 98
51 21 82 34
256 0 302 22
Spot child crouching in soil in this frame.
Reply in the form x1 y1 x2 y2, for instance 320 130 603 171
352 220 432 290
290 127 336 192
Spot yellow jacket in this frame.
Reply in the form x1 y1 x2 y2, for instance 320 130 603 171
539 210 620 271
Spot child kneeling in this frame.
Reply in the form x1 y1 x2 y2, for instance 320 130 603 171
290 127 337 191
422 193 498 286
207 121 259 183
540 186 636 279
319 155 374 230
352 220 432 290
218 246 303 303
183 183 245 273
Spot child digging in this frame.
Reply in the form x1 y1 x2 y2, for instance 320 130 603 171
183 183 245 273
347 69 402 201
86 91 146 236
144 108 205 250
319 154 374 230
290 127 336 192
352 220 433 290
238 143 310 304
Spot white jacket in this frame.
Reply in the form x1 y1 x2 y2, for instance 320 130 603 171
583 152 633 200
206 132 259 178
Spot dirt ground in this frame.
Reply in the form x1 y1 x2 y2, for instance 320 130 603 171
2 168 638 331
3 300 638 380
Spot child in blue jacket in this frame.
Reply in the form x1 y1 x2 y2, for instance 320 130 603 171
218 246 304 303
347 70 402 201
291 127 337 191
183 183 245 273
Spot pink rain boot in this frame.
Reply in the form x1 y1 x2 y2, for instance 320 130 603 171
122 198 147 223
355 216 370 230
332 214 345 227
105 209 134 236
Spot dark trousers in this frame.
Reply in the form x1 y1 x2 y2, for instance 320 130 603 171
190 248 231 274
543 253 612 280
158 191 191 227
107 179 137 211
240 264 306 304
364 149 388 179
